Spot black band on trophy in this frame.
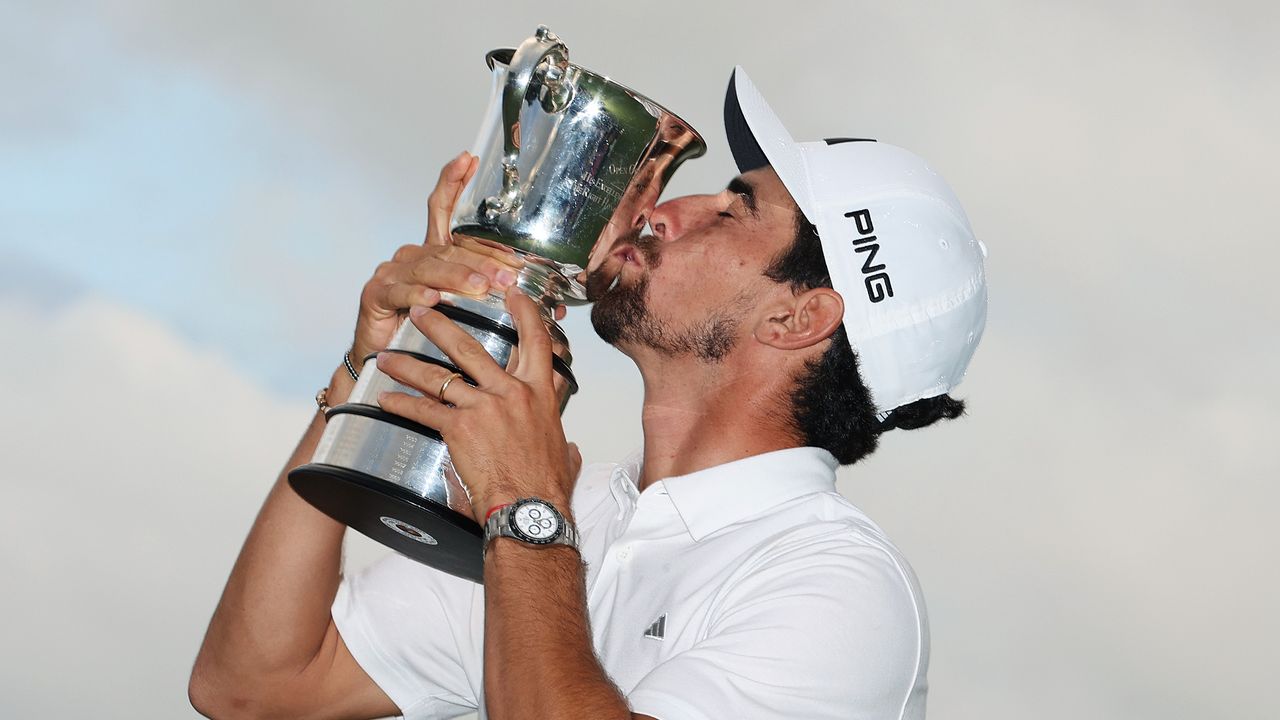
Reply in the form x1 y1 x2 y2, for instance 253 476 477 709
432 303 579 395
325 403 444 443
364 350 477 389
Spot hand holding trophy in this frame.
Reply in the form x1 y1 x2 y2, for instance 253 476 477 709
289 26 705 583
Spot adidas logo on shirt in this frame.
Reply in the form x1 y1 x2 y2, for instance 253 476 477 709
643 614 667 640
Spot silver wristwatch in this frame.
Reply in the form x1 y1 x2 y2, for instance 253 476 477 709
484 497 579 553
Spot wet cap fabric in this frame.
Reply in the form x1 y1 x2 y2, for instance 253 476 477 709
725 66 989 414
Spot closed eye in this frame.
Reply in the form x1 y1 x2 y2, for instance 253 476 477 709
718 192 751 220
725 178 759 218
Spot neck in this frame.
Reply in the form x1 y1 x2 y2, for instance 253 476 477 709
632 351 801 491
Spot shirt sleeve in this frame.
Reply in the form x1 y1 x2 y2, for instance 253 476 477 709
332 552 484 719
625 540 928 720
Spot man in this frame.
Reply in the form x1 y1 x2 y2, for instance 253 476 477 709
190 67 987 719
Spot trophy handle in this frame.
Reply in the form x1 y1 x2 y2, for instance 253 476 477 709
483 26 571 220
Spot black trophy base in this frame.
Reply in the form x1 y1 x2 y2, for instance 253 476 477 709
288 463 485 583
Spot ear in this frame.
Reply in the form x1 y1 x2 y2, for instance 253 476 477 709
753 287 844 351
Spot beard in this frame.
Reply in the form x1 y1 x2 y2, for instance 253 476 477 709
589 236 742 363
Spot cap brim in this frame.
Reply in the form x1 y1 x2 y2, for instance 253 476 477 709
724 71 770 173
722 66 816 223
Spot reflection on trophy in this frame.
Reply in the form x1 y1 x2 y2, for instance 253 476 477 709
288 26 705 583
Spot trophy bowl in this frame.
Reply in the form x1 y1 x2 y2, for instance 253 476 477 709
289 26 705 583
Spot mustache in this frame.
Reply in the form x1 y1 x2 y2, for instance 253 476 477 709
583 231 662 301
632 234 663 266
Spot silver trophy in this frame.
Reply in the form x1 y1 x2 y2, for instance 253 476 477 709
289 26 705 582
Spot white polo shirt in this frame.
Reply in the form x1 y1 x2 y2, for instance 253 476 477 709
333 446 929 719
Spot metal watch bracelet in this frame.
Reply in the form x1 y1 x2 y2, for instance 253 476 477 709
484 498 579 556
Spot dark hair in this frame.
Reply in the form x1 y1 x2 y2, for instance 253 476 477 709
763 211 967 465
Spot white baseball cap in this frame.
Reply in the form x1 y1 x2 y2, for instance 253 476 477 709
725 66 988 415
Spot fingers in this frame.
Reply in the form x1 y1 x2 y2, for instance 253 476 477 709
407 248 493 296
377 389 454 432
377 352 477 407
376 351 483 433
379 284 441 314
364 260 474 320
407 306 512 390
366 246 496 320
425 152 479 246
410 244 519 292
505 290 553 383
394 243 521 299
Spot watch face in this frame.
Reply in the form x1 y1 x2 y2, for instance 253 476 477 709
510 500 562 544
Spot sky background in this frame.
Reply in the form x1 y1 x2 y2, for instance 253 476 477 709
2 1 1277 718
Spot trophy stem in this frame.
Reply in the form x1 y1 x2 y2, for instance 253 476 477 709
510 254 586 308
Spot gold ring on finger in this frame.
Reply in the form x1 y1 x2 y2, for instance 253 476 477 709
437 372 463 404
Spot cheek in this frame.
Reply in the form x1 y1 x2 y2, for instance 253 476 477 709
647 248 756 310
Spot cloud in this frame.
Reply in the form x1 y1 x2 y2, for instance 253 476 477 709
0 291 397 718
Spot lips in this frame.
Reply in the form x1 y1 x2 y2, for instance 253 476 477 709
584 257 624 301
613 243 642 266
584 235 656 301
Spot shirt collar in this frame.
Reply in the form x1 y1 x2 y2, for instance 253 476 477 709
608 448 644 516
655 447 839 542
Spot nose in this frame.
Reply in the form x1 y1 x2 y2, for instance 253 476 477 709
648 194 713 242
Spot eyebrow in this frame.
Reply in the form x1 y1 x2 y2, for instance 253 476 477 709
727 176 760 218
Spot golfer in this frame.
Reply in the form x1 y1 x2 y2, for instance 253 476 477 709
190 67 988 720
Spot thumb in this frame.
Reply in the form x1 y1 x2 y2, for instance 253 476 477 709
425 152 478 246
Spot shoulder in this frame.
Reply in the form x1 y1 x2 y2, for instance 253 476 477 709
715 494 929 678
717 491 926 628
777 492 913 571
